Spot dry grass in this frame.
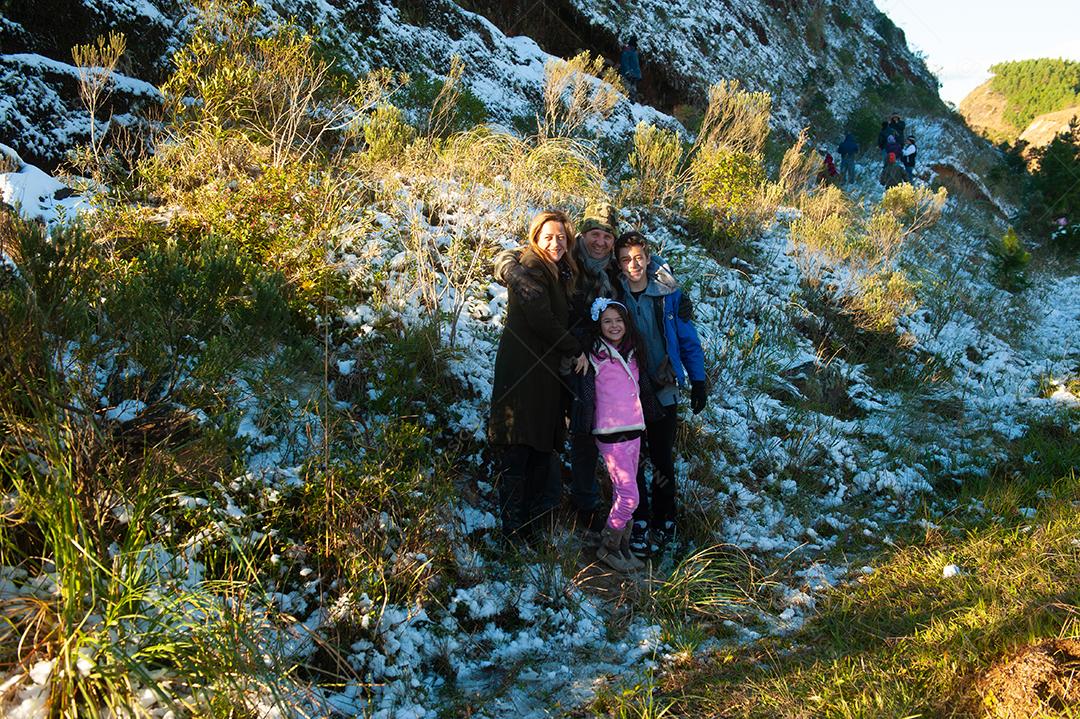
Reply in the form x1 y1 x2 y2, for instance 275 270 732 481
540 51 624 139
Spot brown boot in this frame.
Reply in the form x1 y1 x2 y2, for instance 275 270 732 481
619 525 646 570
596 525 635 573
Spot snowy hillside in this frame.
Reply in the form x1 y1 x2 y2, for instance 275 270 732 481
6 0 937 163
1 1 1078 718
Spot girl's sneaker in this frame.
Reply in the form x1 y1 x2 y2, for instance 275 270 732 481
629 520 658 558
652 521 676 550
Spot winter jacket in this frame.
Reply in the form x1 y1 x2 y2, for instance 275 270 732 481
838 134 859 158
884 135 903 157
569 341 662 436
888 119 906 140
620 46 642 81
493 244 619 345
618 259 706 391
489 248 581 451
879 162 908 188
592 341 645 434
822 153 838 176
876 127 889 150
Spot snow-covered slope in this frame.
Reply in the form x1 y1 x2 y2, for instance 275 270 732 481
3 0 937 163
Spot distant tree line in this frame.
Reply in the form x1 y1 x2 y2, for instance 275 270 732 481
989 58 1080 131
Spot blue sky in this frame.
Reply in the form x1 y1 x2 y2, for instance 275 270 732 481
874 0 1080 104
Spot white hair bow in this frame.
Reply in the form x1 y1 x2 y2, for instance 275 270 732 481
590 297 626 321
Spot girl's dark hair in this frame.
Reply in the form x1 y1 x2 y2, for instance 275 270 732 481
590 301 646 363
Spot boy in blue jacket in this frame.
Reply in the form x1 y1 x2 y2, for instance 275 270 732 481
615 231 707 555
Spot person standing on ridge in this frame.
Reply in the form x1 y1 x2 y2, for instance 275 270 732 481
879 152 907 189
837 132 860 184
877 120 890 166
620 36 642 102
902 135 917 181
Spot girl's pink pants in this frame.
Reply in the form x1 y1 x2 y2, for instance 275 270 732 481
597 437 640 530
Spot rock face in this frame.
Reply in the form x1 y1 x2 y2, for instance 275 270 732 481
957 79 1013 144
1 0 944 169
1019 105 1080 150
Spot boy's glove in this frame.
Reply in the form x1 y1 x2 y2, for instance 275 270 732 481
690 380 707 415
504 262 544 302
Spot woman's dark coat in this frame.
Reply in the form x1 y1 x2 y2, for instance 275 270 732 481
489 248 581 451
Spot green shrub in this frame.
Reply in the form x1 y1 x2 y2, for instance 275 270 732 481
363 103 418 161
402 70 487 136
832 6 856 30
845 100 884 150
989 226 1032 292
106 232 294 386
160 0 393 167
689 148 766 211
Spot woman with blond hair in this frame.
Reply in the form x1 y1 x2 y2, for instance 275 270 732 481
489 210 587 545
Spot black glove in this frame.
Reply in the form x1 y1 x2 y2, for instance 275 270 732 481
690 380 707 415
504 262 544 302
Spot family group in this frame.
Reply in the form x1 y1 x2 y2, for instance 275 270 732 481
487 205 706 572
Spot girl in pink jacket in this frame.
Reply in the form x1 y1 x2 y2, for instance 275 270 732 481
588 297 650 572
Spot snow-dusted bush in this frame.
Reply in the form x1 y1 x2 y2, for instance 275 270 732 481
539 51 624 139
845 269 920 333
625 121 685 207
160 0 396 168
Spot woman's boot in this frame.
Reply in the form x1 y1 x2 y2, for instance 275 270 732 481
597 525 634 572
620 525 646 570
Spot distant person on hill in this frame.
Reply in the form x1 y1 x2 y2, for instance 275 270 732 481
888 113 906 141
837 132 860 184
884 133 903 161
620 37 642 101
816 146 839 186
877 121 890 166
902 135 917 181
879 152 908 189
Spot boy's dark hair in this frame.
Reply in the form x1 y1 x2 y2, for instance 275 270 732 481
590 301 646 364
614 230 649 255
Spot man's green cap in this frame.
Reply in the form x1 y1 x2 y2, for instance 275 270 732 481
578 201 618 236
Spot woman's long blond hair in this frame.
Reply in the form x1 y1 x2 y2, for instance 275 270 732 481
525 210 579 289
